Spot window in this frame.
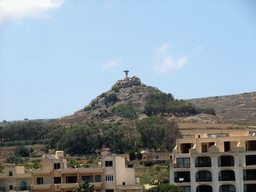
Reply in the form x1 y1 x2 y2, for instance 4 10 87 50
106 175 113 181
9 171 13 176
95 175 101 182
66 176 77 183
95 190 101 192
54 163 60 169
181 186 191 192
176 158 190 168
123 182 125 185
54 177 61 184
105 161 113 167
106 190 114 192
82 176 93 182
9 185 13 190
37 177 44 184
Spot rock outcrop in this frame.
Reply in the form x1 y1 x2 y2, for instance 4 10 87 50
111 76 141 89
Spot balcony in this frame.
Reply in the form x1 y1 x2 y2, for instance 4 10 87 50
173 163 190 168
218 156 234 167
244 170 256 181
77 167 103 174
219 170 235 182
32 170 51 175
61 183 77 189
32 184 52 190
91 182 103 188
14 186 31 191
195 162 211 168
174 177 190 183
196 171 212 182
174 171 190 183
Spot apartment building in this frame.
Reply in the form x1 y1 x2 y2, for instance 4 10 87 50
170 131 256 192
0 151 143 192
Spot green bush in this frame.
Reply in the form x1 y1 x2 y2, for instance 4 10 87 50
33 161 41 169
137 151 142 160
100 93 106 98
104 94 118 105
29 148 34 153
111 87 119 92
111 102 138 119
14 146 29 157
127 162 134 168
6 155 23 164
143 160 154 167
129 150 136 161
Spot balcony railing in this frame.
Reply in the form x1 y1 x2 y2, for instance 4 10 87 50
173 163 190 168
218 176 235 181
14 186 32 190
195 162 211 167
244 175 256 180
174 177 190 183
196 177 212 182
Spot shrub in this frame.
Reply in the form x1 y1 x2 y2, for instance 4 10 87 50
143 160 154 167
6 155 23 164
104 94 118 105
100 93 106 98
111 87 119 92
29 148 34 153
14 146 29 157
111 102 138 119
129 150 136 161
33 161 41 169
136 151 142 160
127 162 134 168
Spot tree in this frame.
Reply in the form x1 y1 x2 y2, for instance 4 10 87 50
137 151 143 160
144 184 184 192
129 150 136 161
136 116 181 151
72 181 94 192
14 146 29 157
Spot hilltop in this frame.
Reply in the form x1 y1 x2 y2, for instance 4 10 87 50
51 76 161 126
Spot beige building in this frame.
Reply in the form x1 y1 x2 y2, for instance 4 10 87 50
0 151 142 192
0 166 31 192
170 131 256 192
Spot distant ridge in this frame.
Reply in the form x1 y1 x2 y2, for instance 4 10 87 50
186 91 256 124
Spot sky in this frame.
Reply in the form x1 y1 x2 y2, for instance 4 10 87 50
0 0 256 121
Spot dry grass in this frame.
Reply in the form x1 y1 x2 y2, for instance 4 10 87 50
135 164 169 184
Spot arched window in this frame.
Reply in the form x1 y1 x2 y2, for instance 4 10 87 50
195 156 211 167
219 185 236 192
219 170 235 181
21 181 27 190
9 171 13 176
218 155 234 167
196 171 212 182
196 185 212 192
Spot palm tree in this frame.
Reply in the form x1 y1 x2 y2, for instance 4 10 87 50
72 180 94 192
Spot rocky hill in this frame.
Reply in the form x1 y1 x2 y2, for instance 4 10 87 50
51 76 161 126
186 92 256 124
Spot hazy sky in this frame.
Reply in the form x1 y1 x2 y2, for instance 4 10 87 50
1 0 256 121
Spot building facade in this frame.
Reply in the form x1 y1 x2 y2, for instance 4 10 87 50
170 131 256 192
0 151 142 192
